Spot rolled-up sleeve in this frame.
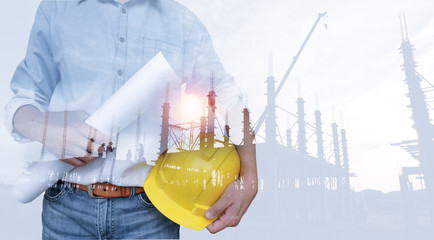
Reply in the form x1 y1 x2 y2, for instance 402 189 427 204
183 15 242 108
4 3 59 142
183 15 245 144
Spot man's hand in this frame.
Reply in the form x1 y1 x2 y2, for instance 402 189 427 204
206 142 258 234
14 106 110 166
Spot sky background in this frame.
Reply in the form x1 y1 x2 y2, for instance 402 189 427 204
1 0 434 193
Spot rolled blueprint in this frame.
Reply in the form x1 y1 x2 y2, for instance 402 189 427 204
11 161 75 203
86 52 178 135
12 52 178 203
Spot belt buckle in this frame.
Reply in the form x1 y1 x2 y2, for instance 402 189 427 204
87 184 104 199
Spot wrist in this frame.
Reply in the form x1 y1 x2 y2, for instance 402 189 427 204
238 175 258 194
239 174 257 182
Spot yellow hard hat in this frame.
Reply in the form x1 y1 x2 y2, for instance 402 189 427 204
143 146 240 230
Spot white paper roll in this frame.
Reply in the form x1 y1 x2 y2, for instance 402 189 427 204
86 52 179 135
12 161 74 203
13 52 178 203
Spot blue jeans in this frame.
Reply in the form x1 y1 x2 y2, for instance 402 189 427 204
42 182 179 240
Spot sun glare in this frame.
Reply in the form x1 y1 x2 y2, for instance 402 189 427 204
181 94 204 122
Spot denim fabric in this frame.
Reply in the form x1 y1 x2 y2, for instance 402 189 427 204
42 182 179 240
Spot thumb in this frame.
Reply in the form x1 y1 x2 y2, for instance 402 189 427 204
206 196 231 219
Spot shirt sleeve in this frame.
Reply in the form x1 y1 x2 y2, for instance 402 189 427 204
4 3 59 143
183 15 243 106
182 16 245 144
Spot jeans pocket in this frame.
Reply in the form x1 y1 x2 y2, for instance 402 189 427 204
44 181 68 202
137 192 155 208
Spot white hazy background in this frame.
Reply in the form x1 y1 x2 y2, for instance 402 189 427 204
177 0 434 192
1 0 434 239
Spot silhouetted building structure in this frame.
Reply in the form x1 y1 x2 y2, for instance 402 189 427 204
393 15 434 226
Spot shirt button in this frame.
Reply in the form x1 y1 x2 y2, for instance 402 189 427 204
122 8 126 14
119 37 125 43
117 69 123 76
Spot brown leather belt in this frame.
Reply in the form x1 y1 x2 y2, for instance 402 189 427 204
69 182 145 198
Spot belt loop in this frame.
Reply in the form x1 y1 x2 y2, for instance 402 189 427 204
130 187 136 198
58 180 72 193
65 181 72 193
69 182 77 193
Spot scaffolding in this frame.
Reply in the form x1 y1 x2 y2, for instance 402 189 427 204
393 14 434 225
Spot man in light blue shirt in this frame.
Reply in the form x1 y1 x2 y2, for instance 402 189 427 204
6 0 257 239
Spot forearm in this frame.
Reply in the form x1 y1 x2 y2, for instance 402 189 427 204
239 145 257 177
237 143 258 194
227 100 257 191
13 106 109 165
13 105 44 141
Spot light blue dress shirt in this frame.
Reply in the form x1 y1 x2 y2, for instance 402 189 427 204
5 0 242 187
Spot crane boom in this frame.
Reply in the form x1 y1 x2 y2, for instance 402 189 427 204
254 12 327 133
275 11 327 97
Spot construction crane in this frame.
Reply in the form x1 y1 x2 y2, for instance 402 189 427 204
254 11 327 134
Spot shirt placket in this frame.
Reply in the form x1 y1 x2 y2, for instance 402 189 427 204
115 5 128 90
99 5 129 182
